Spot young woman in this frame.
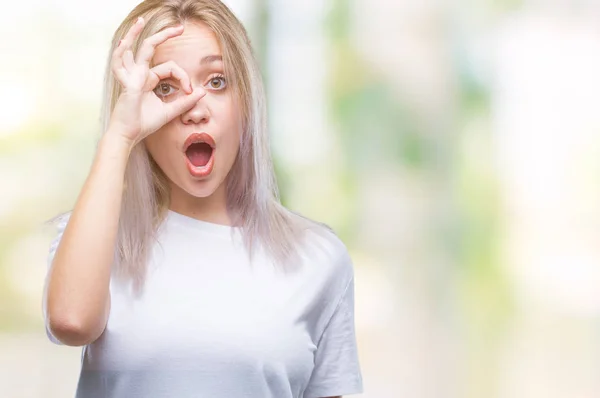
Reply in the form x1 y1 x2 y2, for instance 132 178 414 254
42 1 363 397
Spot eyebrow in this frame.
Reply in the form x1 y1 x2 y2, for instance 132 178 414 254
200 55 223 65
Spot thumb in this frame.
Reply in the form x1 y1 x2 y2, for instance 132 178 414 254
163 88 207 121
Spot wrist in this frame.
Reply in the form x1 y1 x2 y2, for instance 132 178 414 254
98 131 135 159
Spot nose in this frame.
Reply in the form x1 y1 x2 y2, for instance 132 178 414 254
181 87 209 125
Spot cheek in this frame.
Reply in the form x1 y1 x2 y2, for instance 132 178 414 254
227 117 243 159
144 128 172 165
216 98 243 156
144 136 161 163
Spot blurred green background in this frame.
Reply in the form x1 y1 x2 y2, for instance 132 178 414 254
3 0 600 396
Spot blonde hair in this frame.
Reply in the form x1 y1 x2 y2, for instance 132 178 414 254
54 0 336 296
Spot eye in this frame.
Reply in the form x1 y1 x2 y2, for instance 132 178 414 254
206 75 227 90
153 82 177 98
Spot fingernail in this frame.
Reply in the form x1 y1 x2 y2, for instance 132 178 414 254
137 17 144 24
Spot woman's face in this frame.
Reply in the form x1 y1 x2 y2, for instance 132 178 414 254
144 21 242 203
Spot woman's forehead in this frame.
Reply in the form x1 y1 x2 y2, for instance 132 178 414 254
152 22 222 68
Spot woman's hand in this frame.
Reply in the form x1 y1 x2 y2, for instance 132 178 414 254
107 17 205 147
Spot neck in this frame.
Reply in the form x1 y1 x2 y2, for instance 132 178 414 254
168 182 232 226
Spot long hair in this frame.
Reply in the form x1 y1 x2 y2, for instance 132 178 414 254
52 0 335 296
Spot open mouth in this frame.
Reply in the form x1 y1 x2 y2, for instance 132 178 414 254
186 142 213 167
183 133 216 178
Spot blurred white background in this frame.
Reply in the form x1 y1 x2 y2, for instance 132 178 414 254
2 0 600 397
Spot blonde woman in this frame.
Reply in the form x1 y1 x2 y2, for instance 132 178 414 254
42 1 363 397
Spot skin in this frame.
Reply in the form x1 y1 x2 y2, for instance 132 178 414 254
145 21 242 226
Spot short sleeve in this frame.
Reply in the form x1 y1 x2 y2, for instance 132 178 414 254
303 276 364 398
42 213 71 345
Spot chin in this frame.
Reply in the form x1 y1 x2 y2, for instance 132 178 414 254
178 175 222 199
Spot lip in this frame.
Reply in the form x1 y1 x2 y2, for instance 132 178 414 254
183 132 216 179
183 132 216 152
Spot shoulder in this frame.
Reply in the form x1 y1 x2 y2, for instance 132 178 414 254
299 226 357 340
280 207 355 285
303 225 355 292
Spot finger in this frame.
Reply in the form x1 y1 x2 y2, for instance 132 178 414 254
111 17 145 68
113 67 128 85
163 89 207 121
145 61 192 94
110 47 125 77
123 50 135 71
135 25 184 68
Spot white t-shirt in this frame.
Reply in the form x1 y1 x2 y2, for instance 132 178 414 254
44 210 364 398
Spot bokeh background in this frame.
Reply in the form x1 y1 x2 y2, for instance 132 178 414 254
2 0 600 396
